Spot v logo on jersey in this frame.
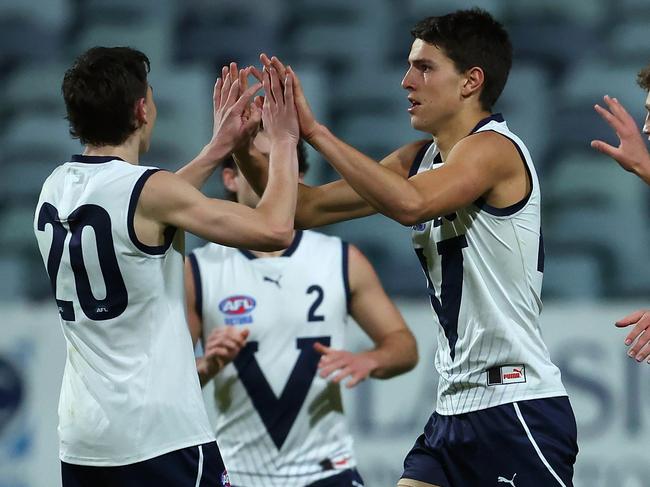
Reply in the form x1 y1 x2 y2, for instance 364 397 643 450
233 336 331 450
497 473 517 486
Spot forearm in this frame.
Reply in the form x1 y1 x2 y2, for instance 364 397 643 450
633 153 650 185
309 125 422 223
176 143 231 190
364 329 418 379
233 144 269 196
255 140 298 232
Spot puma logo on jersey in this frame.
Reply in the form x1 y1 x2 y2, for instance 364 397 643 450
497 473 516 486
263 275 282 288
487 364 526 386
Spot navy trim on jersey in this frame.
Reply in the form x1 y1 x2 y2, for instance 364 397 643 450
408 141 434 178
342 241 351 314
468 113 505 134
127 168 176 255
238 231 304 260
70 154 126 164
188 253 203 322
472 130 534 217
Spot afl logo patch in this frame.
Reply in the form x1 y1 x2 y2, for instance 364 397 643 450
219 295 256 315
412 223 426 232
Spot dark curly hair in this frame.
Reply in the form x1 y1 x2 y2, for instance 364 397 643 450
62 46 150 146
411 8 512 111
637 63 650 91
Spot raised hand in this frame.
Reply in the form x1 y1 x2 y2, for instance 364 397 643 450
591 95 650 185
210 62 262 156
616 309 650 364
255 54 320 141
261 66 299 145
314 342 379 388
197 327 250 382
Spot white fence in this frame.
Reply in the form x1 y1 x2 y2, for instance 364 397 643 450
1 301 649 486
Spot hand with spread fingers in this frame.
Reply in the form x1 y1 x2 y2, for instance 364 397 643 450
253 54 321 142
616 309 650 364
314 342 380 389
210 62 262 156
260 65 299 145
591 95 650 185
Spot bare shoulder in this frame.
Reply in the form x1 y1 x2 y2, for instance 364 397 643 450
451 130 521 174
138 169 197 214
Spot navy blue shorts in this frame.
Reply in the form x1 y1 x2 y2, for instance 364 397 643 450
401 396 578 487
61 441 229 487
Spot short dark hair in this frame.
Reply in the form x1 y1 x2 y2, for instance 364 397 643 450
223 140 309 201
62 46 151 146
411 8 512 111
637 63 650 91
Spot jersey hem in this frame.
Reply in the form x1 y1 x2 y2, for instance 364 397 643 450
59 433 216 467
434 388 568 416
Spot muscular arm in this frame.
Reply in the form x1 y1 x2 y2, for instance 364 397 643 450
308 126 524 225
234 139 428 228
316 244 418 387
139 141 296 250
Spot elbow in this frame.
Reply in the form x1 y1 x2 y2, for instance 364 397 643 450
390 196 426 227
262 224 294 250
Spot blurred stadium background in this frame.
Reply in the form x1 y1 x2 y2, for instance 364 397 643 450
0 0 649 486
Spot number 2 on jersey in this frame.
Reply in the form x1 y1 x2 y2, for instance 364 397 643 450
37 202 128 321
415 234 468 360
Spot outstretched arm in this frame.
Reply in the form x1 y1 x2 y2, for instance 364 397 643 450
591 95 650 185
315 244 418 388
138 67 300 251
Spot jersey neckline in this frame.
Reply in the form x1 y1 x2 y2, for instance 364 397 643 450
70 154 126 164
239 230 304 260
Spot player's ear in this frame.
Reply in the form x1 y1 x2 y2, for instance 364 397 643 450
222 167 238 192
461 66 484 99
134 97 148 126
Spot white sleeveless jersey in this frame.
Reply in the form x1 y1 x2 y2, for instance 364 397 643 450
190 230 356 486
410 114 567 415
34 155 214 466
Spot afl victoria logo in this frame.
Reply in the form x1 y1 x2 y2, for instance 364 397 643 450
219 295 256 315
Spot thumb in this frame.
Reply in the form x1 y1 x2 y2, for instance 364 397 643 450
314 342 331 355
240 328 251 340
590 140 617 159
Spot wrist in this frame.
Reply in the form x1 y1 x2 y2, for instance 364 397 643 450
304 122 326 145
202 139 233 165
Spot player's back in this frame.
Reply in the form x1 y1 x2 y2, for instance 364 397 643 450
190 230 356 486
34 155 213 466
411 114 567 415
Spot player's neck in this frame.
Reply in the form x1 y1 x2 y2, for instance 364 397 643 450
250 230 296 258
434 109 491 161
83 136 141 165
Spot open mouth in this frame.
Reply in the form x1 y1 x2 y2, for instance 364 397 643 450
407 97 421 112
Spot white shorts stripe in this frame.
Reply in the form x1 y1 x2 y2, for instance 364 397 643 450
513 402 566 487
194 445 204 487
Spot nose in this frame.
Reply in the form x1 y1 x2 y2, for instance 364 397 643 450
401 67 414 91
643 113 650 135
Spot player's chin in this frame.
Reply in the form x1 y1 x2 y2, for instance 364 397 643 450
409 116 429 132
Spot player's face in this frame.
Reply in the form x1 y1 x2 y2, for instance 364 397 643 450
643 91 650 140
402 39 466 134
140 85 157 153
